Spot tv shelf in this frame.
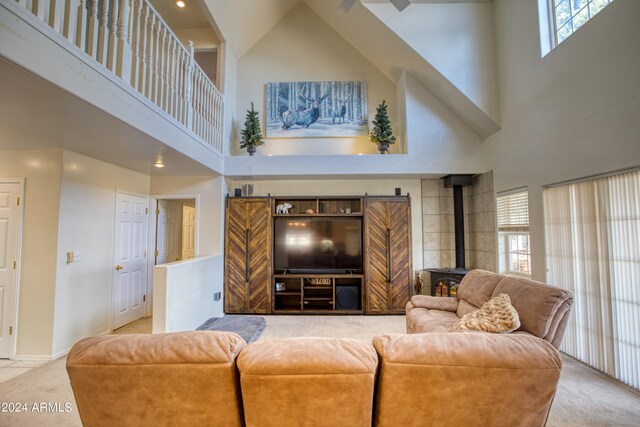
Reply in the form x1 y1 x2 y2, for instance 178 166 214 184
273 196 362 216
273 274 364 314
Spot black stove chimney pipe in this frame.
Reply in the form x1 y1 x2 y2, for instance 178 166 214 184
453 185 465 269
443 175 474 270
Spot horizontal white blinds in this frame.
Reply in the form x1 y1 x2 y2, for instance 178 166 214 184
544 170 640 390
497 191 529 231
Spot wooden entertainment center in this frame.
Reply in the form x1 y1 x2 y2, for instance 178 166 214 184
223 194 412 315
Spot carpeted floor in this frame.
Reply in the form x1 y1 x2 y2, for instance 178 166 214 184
0 315 638 426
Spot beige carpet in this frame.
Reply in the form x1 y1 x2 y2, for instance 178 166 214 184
0 315 638 426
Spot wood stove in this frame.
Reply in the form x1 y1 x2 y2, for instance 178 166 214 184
426 175 473 296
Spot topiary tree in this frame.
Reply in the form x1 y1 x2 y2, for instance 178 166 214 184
240 102 264 156
370 100 396 154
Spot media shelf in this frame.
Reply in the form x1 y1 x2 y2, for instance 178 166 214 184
272 274 364 313
273 196 362 216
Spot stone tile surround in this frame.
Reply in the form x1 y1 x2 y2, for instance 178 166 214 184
421 171 497 276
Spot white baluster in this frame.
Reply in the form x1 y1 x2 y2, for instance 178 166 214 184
138 3 148 94
158 26 167 109
63 0 76 42
32 0 46 21
168 39 178 118
152 19 161 105
86 0 98 57
130 0 142 88
176 48 184 123
115 0 131 81
48 0 61 30
17 0 28 9
106 0 118 71
185 41 194 130
75 0 87 49
97 0 109 65
144 13 155 99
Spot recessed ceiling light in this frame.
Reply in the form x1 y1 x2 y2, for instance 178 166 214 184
154 162 165 168
176 1 186 8
268 154 273 157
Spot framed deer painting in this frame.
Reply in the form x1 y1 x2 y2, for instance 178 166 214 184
265 81 368 138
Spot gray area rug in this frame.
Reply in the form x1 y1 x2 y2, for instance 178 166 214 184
197 315 266 343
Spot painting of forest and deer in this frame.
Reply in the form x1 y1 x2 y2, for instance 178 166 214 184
265 81 368 138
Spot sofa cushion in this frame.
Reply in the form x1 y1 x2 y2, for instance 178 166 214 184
407 307 460 333
66 331 246 427
456 269 503 318
454 294 521 333
372 333 562 427
238 337 378 427
493 275 573 339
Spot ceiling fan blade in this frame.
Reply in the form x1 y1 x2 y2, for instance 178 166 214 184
390 0 411 11
335 0 357 15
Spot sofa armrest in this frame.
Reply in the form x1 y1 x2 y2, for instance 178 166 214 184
372 333 561 427
409 295 459 312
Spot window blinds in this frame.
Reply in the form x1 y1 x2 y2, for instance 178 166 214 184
497 190 529 231
544 170 640 390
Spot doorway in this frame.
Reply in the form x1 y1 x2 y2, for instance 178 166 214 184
154 198 198 265
0 180 23 358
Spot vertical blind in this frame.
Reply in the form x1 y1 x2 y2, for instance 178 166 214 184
497 190 529 231
544 170 639 389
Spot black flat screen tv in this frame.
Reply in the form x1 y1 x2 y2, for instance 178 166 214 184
274 217 363 273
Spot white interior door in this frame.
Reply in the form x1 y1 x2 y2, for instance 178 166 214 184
113 192 148 329
156 200 182 265
182 201 196 260
0 182 21 358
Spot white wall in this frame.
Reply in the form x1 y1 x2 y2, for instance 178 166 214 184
52 151 150 356
365 2 499 123
153 255 223 333
0 149 62 358
234 3 398 156
229 178 424 270
485 0 640 281
403 72 486 173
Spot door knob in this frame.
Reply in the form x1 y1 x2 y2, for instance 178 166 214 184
115 265 124 271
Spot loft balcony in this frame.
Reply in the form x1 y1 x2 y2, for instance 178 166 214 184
0 0 224 175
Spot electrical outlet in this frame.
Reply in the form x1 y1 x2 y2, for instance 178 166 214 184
213 292 221 301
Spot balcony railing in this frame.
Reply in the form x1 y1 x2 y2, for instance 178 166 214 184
13 0 224 154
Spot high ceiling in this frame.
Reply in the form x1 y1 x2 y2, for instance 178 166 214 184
148 0 212 30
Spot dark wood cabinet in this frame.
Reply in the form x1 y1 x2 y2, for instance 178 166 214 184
224 198 272 313
223 194 412 315
364 196 413 314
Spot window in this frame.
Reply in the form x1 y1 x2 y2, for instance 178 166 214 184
551 0 614 45
544 169 640 389
497 190 530 276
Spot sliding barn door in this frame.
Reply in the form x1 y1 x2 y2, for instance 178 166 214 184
364 197 412 314
224 198 272 314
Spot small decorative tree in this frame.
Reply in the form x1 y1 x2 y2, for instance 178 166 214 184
240 102 264 156
370 100 396 154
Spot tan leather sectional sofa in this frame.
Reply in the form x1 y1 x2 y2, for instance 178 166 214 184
67 270 572 426
407 269 574 349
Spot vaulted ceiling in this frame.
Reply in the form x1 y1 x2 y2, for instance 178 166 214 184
200 0 499 138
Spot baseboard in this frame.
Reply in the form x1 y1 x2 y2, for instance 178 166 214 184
12 354 55 361
14 329 113 361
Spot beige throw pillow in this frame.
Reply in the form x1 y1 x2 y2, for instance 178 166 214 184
454 293 521 333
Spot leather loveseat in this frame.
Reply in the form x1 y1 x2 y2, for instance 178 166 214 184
67 328 563 426
406 269 574 349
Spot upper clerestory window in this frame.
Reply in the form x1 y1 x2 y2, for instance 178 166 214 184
539 0 615 55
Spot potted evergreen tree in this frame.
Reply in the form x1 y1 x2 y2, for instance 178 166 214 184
240 103 264 156
370 100 396 154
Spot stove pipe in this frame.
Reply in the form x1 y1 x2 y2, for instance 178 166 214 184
443 175 474 270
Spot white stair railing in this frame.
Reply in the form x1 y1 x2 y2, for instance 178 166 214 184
14 0 224 154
